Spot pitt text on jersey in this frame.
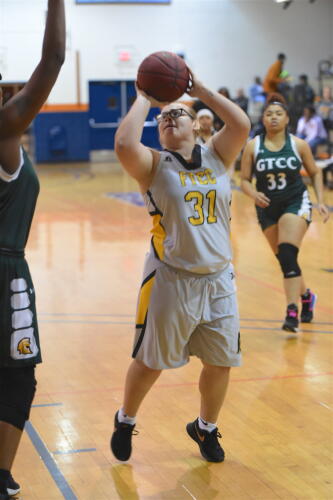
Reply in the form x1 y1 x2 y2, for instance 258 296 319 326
179 168 217 186
178 169 218 226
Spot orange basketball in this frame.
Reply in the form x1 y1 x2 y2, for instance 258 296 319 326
137 51 190 102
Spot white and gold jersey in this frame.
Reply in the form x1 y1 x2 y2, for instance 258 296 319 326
143 144 232 275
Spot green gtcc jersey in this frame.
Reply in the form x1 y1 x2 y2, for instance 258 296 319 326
0 148 40 250
253 133 306 202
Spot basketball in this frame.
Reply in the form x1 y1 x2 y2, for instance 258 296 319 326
137 51 190 103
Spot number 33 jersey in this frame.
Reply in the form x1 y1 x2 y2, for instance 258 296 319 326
253 133 306 202
143 144 232 275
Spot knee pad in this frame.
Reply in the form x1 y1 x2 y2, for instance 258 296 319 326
277 243 301 278
0 366 37 430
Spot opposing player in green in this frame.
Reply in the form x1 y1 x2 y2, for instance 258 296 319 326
0 2 65 498
241 94 329 333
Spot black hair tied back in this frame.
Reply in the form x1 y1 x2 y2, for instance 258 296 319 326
264 92 288 113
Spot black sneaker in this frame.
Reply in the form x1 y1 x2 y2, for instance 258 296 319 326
0 490 9 500
110 411 137 461
7 474 20 497
282 304 298 332
186 418 225 463
301 290 317 323
282 303 299 332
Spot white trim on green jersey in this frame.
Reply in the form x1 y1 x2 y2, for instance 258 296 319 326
254 135 261 160
0 147 24 183
290 134 302 162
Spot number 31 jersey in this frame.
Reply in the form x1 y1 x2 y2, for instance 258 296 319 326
143 144 232 275
253 133 306 202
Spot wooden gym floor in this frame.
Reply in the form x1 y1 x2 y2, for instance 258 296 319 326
11 162 333 500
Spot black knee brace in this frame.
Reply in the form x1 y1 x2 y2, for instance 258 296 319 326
276 243 301 279
0 366 37 430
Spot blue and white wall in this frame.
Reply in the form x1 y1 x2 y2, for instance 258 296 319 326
0 0 332 104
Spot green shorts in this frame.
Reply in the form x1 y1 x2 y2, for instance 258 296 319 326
0 251 42 367
256 190 312 231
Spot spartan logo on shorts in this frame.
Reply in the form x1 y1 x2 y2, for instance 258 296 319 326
10 278 39 361
11 329 38 360
17 337 33 355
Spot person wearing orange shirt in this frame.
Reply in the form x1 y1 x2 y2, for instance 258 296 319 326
263 53 287 94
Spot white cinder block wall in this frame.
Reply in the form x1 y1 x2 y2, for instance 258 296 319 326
0 0 332 104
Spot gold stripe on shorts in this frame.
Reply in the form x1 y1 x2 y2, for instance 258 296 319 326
135 271 156 327
133 270 156 358
151 214 165 261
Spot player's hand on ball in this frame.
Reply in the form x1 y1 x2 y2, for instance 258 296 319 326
186 71 203 98
255 192 270 208
317 203 330 223
135 82 169 108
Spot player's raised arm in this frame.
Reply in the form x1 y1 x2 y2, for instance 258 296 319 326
0 3 66 496
114 92 158 188
0 0 65 140
116 52 190 190
188 75 251 167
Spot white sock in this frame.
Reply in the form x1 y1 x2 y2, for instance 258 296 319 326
198 416 217 433
118 407 136 425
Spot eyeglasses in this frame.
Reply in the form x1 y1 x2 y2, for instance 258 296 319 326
156 108 193 123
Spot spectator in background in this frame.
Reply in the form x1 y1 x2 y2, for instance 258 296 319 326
294 74 315 106
192 97 210 114
196 108 216 145
213 87 238 182
234 89 248 114
248 76 265 125
315 87 333 188
316 86 333 132
214 87 232 131
192 87 233 134
296 105 328 155
291 74 315 132
263 53 288 94
277 69 293 106
218 87 231 100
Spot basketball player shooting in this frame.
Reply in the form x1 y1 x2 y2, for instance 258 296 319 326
110 52 251 463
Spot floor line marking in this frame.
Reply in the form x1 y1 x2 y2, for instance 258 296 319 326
241 318 333 326
38 319 333 333
182 484 197 500
35 372 333 398
32 403 63 408
39 312 133 317
38 312 333 325
319 402 332 411
39 319 131 325
241 326 333 334
25 421 78 500
53 448 97 455
238 271 333 314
